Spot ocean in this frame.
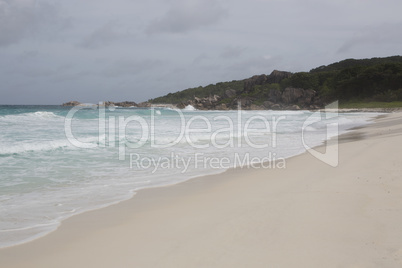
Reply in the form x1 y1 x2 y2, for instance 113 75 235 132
0 104 380 248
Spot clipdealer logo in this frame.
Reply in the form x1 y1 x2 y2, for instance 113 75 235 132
64 101 340 169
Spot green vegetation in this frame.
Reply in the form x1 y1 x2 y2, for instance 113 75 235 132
240 83 280 105
149 56 402 107
278 58 402 104
310 56 402 73
279 60 402 102
150 80 244 104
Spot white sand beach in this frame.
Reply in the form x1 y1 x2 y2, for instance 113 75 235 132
1 112 402 268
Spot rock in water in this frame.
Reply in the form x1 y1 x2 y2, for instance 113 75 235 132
62 101 82 106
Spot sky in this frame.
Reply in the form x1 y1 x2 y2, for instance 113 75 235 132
0 0 402 105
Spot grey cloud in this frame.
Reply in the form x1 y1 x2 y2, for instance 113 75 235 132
220 46 246 59
338 22 402 54
100 59 166 78
5 66 55 77
0 0 66 46
78 21 130 49
17 50 39 61
192 53 209 64
51 70 93 83
223 55 283 79
146 0 227 34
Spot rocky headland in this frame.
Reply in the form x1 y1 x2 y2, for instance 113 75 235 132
62 56 402 110
174 70 324 110
62 70 324 110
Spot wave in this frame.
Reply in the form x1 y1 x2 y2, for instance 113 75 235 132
0 111 63 122
183 105 197 111
0 135 106 155
160 105 197 112
31 111 61 118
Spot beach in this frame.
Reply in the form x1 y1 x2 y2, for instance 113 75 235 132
1 111 402 267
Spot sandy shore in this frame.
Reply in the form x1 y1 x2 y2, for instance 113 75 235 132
1 112 402 267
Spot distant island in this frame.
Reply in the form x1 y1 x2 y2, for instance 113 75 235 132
63 56 402 110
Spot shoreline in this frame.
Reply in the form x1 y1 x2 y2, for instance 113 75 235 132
1 111 402 267
0 110 379 250
0 107 378 250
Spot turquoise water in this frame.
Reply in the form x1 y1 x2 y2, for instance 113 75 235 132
0 105 380 248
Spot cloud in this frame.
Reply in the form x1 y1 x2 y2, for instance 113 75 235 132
51 70 93 83
338 22 402 53
220 46 246 59
222 55 283 79
5 65 55 77
78 21 130 49
0 0 66 46
100 59 165 77
192 53 209 64
17 50 39 61
146 0 227 34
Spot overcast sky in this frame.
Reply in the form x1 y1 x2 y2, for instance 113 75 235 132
1 0 401 104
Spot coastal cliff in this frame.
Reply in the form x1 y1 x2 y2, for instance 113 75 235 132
63 55 402 110
149 56 402 110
